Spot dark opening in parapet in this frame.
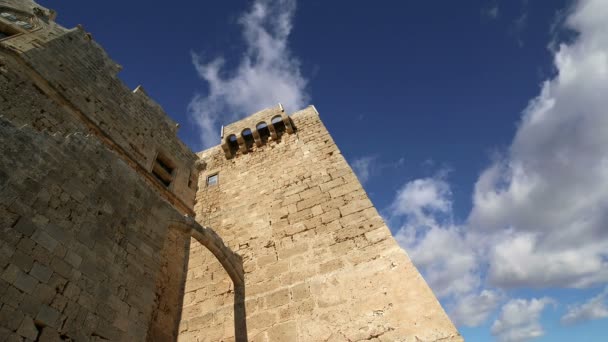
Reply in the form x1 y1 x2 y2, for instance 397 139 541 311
256 122 270 143
227 134 239 156
271 115 286 137
152 153 174 187
242 128 254 150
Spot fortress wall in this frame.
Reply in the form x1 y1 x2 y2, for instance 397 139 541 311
0 117 190 341
183 106 462 341
0 3 210 340
1 3 198 206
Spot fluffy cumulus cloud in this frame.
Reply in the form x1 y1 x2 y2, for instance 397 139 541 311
450 290 504 327
561 287 608 325
392 177 480 299
189 0 309 147
491 298 555 342
391 0 608 336
469 0 608 289
391 177 499 326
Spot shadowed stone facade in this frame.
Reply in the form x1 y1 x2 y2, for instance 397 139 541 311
0 1 241 340
0 1 461 341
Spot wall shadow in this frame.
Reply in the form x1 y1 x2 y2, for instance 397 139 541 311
171 217 248 341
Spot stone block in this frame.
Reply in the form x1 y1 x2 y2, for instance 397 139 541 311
339 199 372 217
16 316 38 340
13 217 36 236
265 288 290 309
36 305 61 328
31 229 58 252
14 271 38 294
30 262 53 282
267 321 297 341
290 283 310 302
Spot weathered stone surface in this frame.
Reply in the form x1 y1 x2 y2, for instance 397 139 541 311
1 1 461 341
0 1 202 340
182 106 462 341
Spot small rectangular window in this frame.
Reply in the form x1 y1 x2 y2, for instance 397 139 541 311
207 174 218 187
152 153 175 188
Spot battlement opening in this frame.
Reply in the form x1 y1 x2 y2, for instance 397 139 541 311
226 134 239 156
152 153 175 187
256 122 270 143
242 128 254 150
271 115 286 137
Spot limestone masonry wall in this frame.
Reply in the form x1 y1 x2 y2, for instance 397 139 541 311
0 0 198 208
183 106 462 341
0 0 462 340
0 1 214 340
0 118 190 341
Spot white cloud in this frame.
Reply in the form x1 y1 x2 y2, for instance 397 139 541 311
351 156 375 184
392 177 480 299
469 0 608 289
189 0 309 148
491 297 555 342
561 288 608 325
451 290 503 327
351 155 405 185
482 1 500 20
390 0 608 332
392 177 452 220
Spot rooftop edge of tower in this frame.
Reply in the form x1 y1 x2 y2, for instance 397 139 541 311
213 104 319 159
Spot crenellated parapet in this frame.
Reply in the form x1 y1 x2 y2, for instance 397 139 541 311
220 104 295 159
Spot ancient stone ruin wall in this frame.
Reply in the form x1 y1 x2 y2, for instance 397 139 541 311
0 118 191 341
0 0 198 209
0 1 237 340
183 106 463 341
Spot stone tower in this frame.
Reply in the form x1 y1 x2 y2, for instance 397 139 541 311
0 1 461 341
180 105 462 341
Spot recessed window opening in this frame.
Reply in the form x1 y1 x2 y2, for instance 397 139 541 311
156 156 173 175
152 153 175 188
207 173 219 187
242 128 254 150
256 122 270 143
0 19 19 39
271 115 286 137
227 134 239 155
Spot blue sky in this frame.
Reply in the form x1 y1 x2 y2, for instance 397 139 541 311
41 1 608 341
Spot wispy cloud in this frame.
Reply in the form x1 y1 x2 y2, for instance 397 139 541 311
351 155 404 185
509 1 530 46
481 0 500 20
189 0 309 148
351 156 376 184
561 288 608 325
